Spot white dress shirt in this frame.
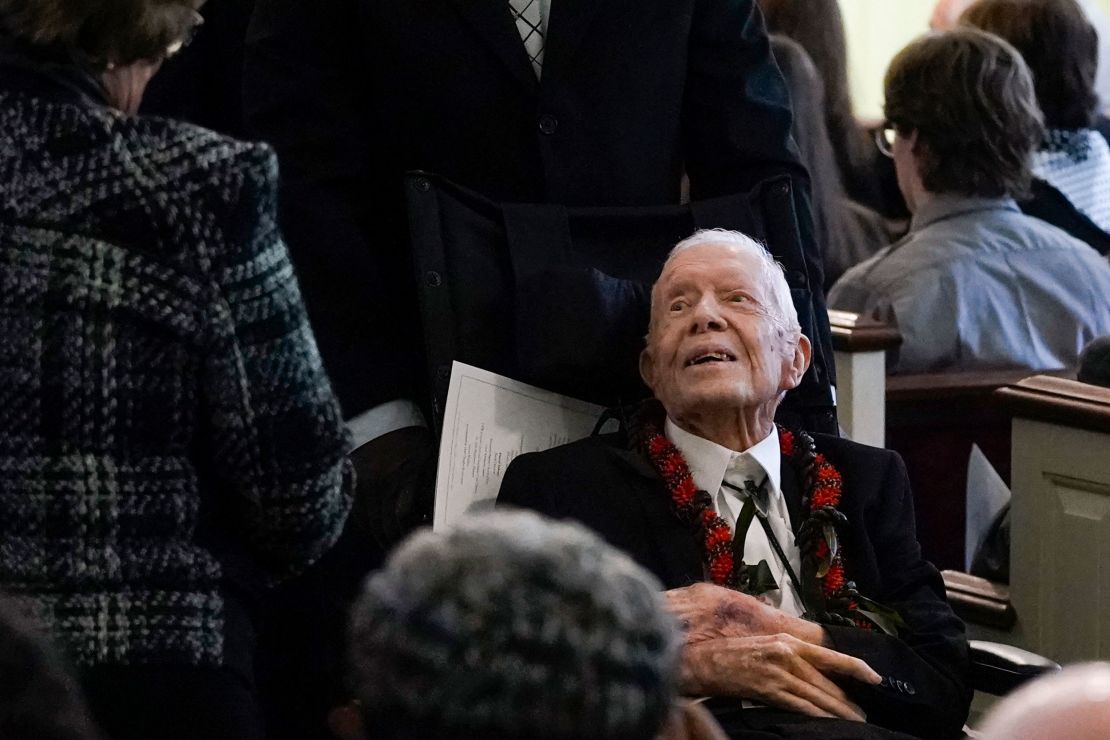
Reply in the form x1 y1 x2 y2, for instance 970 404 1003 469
665 419 805 617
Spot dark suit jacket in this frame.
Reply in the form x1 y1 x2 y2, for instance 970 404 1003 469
498 432 971 739
243 0 830 417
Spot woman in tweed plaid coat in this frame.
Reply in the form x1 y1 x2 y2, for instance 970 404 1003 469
0 2 355 737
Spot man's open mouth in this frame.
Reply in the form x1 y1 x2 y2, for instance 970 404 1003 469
685 351 736 367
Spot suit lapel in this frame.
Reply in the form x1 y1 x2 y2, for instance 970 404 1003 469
448 0 539 92
542 0 601 80
780 451 804 536
605 445 703 588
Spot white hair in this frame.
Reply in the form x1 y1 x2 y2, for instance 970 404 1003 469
658 229 801 338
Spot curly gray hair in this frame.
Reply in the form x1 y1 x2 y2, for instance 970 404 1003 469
348 510 681 739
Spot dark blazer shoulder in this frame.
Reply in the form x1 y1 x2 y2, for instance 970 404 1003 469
500 432 647 514
812 433 907 499
812 432 900 467
508 432 629 472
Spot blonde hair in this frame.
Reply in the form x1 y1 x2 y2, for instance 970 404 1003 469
0 0 203 67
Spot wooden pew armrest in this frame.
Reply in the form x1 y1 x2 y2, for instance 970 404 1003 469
828 310 902 353
942 570 1016 631
996 375 1110 433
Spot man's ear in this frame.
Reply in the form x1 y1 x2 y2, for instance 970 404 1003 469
907 128 922 157
781 334 812 392
639 347 656 390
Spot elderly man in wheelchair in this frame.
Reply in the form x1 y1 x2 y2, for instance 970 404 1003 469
499 229 972 739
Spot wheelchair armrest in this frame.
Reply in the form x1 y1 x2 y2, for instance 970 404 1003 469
969 640 1060 695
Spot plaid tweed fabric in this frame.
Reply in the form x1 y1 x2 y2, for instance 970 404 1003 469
0 87 354 667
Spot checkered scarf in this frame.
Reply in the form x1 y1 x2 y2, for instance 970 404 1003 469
1032 129 1110 233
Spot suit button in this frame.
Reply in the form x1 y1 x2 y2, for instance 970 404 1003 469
538 114 559 135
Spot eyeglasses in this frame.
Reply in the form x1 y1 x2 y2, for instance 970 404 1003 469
875 122 897 158
165 10 204 59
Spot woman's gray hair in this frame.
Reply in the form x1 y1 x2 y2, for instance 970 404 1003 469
662 229 802 339
347 510 681 739
0 0 203 68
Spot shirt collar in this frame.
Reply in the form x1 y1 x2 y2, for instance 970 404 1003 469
910 194 1020 233
663 418 781 496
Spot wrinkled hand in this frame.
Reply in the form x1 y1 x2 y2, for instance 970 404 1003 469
665 582 784 643
349 426 436 549
680 634 881 722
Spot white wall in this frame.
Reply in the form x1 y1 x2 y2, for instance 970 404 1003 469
843 0 1110 121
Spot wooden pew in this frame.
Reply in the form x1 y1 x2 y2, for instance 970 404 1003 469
942 569 1016 638
828 311 1038 570
997 376 1110 662
828 310 901 447
885 368 1041 571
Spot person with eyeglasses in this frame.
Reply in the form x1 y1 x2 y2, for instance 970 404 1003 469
0 2 355 739
828 29 1110 375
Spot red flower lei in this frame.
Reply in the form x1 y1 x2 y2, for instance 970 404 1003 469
632 403 868 628
779 427 849 603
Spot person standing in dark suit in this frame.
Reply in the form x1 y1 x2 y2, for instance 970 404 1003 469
499 229 970 739
243 0 836 545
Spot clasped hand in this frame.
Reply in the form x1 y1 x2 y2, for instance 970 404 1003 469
665 583 881 722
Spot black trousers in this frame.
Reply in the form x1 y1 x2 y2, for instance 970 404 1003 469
706 701 922 740
81 663 264 740
256 521 385 740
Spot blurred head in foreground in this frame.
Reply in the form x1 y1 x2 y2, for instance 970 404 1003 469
978 662 1110 739
339 510 681 740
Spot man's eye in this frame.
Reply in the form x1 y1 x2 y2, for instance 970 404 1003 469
669 301 686 312
729 294 749 303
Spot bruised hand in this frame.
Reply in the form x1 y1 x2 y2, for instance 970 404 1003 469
665 582 784 643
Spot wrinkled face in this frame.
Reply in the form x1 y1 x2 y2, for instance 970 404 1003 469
640 243 808 419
